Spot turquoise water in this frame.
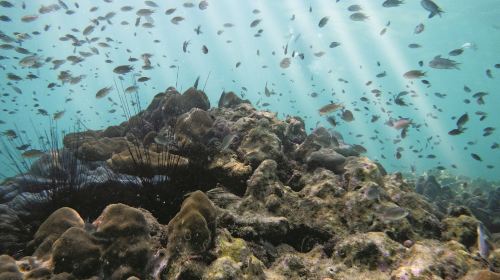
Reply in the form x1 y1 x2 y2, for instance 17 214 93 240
0 0 498 180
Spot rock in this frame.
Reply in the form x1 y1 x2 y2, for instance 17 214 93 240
306 148 346 174
175 108 214 150
415 175 442 199
52 227 101 278
333 232 405 270
284 116 306 145
28 207 84 259
442 215 479 248
204 229 266 280
0 255 22 280
106 147 188 177
295 127 333 160
245 160 283 201
208 153 253 195
72 137 129 161
166 191 217 258
238 126 282 167
462 270 500 280
391 240 483 280
94 204 152 279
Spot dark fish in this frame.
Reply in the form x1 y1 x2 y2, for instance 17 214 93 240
382 0 404 8
448 48 464 56
165 8 176 15
350 12 368 21
429 55 460 70
199 0 208 10
201 45 208 54
329 42 341 48
96 86 112 98
470 153 482 161
235 62 241 68
183 40 190 52
421 0 443 18
138 76 150 82
341 109 354 122
171 16 184 24
0 15 11 22
408 43 421 48
318 16 329 28
113 65 133 74
456 113 468 129
486 69 493 79
250 19 261 28
347 5 362 12
0 1 14 8
448 128 464 135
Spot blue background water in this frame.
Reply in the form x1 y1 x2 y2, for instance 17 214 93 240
0 0 498 180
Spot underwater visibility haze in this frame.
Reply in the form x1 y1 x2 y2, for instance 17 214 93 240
0 0 500 279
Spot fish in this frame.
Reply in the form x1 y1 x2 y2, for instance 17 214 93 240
171 16 184 24
220 133 238 150
347 5 362 12
183 40 190 52
138 76 150 82
350 12 368 21
113 65 133 74
341 110 354 122
403 70 426 79
421 0 444 18
199 1 208 10
382 0 405 8
22 149 45 158
414 23 424 34
0 1 14 8
364 185 380 200
0 15 11 22
429 55 460 69
378 205 408 221
471 153 482 161
408 43 421 48
16 144 30 150
201 45 208 54
486 69 493 79
329 42 341 48
250 19 261 28
53 110 65 120
318 16 329 28
165 8 176 15
448 48 464 56
456 113 469 129
125 85 138 93
21 14 39 22
390 118 411 130
319 103 344 115
96 86 112 98
280 57 291 68
477 222 491 259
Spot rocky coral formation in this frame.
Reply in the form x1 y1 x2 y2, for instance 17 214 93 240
1 88 499 279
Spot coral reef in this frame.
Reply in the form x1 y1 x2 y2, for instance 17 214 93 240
0 88 498 279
